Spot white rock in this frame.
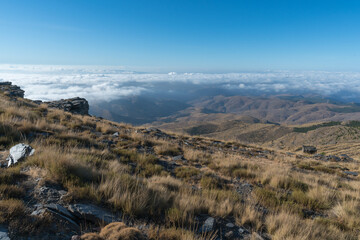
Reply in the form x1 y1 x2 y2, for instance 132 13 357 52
0 225 9 240
201 217 215 232
6 143 35 167
226 223 235 228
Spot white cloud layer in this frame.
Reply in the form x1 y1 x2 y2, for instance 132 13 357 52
1 64 360 102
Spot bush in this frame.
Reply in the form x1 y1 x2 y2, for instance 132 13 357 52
0 199 26 223
0 184 25 199
174 167 200 180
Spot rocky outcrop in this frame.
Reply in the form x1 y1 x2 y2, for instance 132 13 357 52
6 143 35 167
45 97 89 115
0 82 24 98
68 204 118 223
302 145 317 154
0 81 89 115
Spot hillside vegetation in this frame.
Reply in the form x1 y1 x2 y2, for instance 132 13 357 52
0 93 360 239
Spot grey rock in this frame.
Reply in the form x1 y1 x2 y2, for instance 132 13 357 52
0 82 24 98
0 225 9 240
303 146 317 154
6 143 35 167
326 155 341 162
226 223 235 228
344 171 358 176
35 186 67 204
45 203 75 220
238 227 245 233
46 97 89 115
113 132 119 137
201 217 215 232
340 154 353 162
31 204 80 234
172 155 184 161
68 204 117 223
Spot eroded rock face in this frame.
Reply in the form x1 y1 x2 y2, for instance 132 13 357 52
302 145 317 154
6 143 35 167
68 204 118 223
0 82 24 98
46 97 89 115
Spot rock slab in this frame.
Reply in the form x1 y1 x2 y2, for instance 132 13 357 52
46 97 89 115
6 143 35 167
68 204 117 223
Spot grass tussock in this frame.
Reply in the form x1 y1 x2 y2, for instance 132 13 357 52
0 95 359 239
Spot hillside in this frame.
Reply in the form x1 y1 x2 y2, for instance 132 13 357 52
90 94 360 126
189 95 360 124
0 85 360 239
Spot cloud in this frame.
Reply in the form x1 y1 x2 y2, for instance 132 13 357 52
1 64 360 103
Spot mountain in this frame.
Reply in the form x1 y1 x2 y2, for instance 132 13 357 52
0 84 359 239
89 93 360 126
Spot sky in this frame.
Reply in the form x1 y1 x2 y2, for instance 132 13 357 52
1 0 360 72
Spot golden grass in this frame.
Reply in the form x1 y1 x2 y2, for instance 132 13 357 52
1 94 360 239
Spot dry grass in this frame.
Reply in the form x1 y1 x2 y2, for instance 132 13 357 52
1 94 360 239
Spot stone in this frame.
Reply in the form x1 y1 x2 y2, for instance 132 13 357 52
0 82 24 98
201 217 215 232
113 132 119 137
45 203 75 220
340 154 353 162
226 223 235 228
344 171 358 176
326 155 341 162
46 97 89 115
0 225 10 240
31 204 80 234
302 146 317 154
238 227 245 233
6 143 35 167
225 231 234 239
172 155 184 161
35 186 67 204
68 204 117 223
71 236 81 240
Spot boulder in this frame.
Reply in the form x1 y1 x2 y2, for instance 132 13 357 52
46 97 89 115
0 82 24 98
339 154 353 162
0 225 9 240
201 217 215 232
6 143 35 167
34 186 67 204
226 223 235 228
172 155 184 161
344 171 358 176
68 204 117 224
302 146 317 154
326 155 341 162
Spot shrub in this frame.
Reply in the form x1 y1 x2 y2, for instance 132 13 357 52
174 167 200 180
100 222 127 239
0 199 26 223
155 144 182 156
0 184 25 199
200 175 222 189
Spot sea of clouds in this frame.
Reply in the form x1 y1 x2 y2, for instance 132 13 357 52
1 64 360 103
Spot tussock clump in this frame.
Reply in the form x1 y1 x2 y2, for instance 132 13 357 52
81 233 103 240
99 222 127 239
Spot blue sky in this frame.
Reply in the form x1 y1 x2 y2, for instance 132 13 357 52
0 0 360 72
